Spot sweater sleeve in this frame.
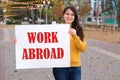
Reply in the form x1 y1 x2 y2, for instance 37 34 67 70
72 35 87 52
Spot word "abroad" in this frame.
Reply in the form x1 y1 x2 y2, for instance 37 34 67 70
22 48 64 59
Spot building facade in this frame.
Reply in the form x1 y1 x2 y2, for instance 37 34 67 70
86 0 102 23
86 0 117 24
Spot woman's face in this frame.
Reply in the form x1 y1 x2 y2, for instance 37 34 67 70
63 9 75 24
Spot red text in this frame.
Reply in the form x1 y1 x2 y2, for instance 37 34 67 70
27 32 58 43
22 48 64 59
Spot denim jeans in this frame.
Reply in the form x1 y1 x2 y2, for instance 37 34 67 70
53 67 81 80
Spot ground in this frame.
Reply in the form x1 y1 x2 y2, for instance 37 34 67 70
84 27 120 44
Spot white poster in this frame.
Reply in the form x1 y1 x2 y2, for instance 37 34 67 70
15 24 70 69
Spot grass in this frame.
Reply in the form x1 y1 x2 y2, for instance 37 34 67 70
84 27 120 44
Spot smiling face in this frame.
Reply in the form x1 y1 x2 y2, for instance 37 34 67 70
63 9 75 25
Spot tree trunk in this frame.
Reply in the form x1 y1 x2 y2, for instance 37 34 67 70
33 9 38 24
118 20 120 30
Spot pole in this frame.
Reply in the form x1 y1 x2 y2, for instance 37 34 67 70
45 5 48 24
39 7 42 20
43 0 50 24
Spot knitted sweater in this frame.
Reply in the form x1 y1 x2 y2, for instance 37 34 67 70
70 35 87 67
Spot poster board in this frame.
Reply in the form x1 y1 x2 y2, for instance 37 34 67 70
15 24 70 69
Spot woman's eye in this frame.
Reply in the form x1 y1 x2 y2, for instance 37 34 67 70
66 13 69 15
71 14 74 16
65 13 74 16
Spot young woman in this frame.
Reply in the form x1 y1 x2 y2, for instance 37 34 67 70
53 6 87 80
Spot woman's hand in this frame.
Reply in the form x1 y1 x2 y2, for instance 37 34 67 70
13 38 17 44
69 28 76 36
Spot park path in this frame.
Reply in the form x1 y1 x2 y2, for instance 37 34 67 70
81 39 120 80
87 39 120 55
0 26 120 80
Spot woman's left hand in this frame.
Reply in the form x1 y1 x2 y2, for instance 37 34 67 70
69 28 76 36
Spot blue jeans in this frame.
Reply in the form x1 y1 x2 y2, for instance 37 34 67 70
53 67 81 80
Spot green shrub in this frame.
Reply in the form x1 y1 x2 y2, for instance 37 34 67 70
6 19 21 24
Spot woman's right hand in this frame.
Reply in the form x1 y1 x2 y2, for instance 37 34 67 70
68 28 76 36
13 38 17 44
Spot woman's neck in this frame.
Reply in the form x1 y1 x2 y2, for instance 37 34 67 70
64 22 72 27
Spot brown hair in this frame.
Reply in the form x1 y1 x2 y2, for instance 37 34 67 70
63 6 84 41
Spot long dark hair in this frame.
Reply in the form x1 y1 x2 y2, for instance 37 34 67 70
63 6 84 41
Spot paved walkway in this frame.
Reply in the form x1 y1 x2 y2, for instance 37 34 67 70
81 39 120 80
87 39 120 55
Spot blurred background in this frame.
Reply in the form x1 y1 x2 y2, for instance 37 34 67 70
0 0 119 30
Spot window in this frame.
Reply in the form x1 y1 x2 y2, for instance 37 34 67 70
87 18 92 22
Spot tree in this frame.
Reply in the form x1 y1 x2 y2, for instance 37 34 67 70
78 1 91 26
52 0 64 23
8 0 43 23
100 0 118 32
79 1 91 17
5 0 54 24
0 0 12 22
114 0 120 30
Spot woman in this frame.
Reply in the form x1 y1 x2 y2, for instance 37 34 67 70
53 6 87 80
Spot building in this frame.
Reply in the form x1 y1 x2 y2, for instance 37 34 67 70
86 0 117 24
86 0 102 24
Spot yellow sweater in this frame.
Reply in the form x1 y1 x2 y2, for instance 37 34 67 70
70 35 87 67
